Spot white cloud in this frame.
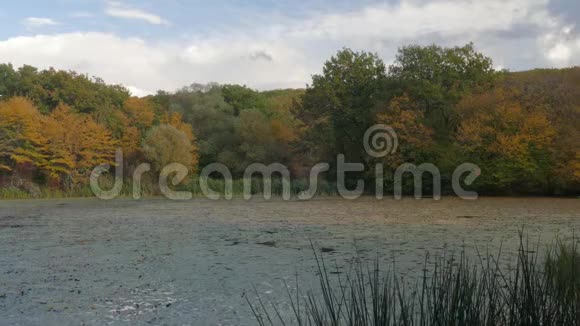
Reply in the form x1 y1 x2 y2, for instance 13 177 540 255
105 1 169 25
0 32 307 94
562 25 574 35
2 0 579 95
127 85 152 97
540 24 579 66
547 43 572 63
22 17 59 27
297 0 544 40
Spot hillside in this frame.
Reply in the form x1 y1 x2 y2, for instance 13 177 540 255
0 44 578 197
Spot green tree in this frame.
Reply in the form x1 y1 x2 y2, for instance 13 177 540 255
0 64 130 117
389 43 497 137
158 84 240 169
142 125 196 174
0 64 19 98
301 48 389 164
222 84 266 115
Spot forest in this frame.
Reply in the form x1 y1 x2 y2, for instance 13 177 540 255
0 43 578 197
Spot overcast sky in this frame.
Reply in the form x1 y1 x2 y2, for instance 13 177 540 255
1 0 579 96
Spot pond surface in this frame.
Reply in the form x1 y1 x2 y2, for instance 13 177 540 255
0 197 578 325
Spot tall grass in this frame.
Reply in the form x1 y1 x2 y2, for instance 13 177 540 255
187 177 338 197
0 176 339 199
0 175 146 199
247 235 580 325
0 187 30 199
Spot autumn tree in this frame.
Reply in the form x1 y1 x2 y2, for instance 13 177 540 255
389 43 497 137
263 89 303 144
375 96 434 169
142 124 198 174
1 56 578 196
0 97 47 172
112 111 140 155
456 88 556 192
42 104 117 188
160 111 199 172
502 68 580 192
156 85 239 169
123 97 156 131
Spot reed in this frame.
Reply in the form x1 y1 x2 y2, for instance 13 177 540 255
247 234 580 325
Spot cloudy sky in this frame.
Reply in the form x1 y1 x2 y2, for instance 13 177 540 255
1 0 579 96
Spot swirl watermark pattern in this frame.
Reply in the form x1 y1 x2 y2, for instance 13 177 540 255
363 124 398 158
90 125 481 201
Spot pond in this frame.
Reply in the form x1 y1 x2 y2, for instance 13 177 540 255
0 197 578 325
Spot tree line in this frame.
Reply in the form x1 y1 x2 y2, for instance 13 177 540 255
0 43 578 197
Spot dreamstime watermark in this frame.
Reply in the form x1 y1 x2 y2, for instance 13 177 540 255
90 125 481 201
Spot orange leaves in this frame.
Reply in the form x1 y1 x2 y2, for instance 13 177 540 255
77 117 117 170
0 98 116 187
521 112 556 148
113 111 140 155
109 97 157 156
455 87 560 188
109 97 155 156
457 89 555 159
375 96 434 167
41 104 117 185
159 111 199 173
0 93 199 189
0 97 43 129
161 111 194 140
0 92 202 190
270 118 299 143
42 104 80 180
0 97 47 170
123 97 155 130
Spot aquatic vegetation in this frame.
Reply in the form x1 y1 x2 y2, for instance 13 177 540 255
247 235 580 325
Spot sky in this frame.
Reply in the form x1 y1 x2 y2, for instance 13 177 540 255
0 0 579 96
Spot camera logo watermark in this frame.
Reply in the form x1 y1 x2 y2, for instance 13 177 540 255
90 125 481 201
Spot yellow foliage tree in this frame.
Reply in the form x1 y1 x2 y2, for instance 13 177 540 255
456 88 556 188
123 97 155 131
375 96 434 168
42 104 117 187
0 97 47 171
113 111 140 155
160 112 199 172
